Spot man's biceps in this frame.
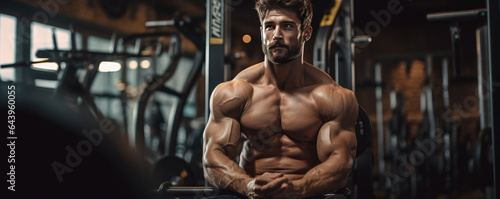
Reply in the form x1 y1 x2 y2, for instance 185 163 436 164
338 129 357 145
325 130 356 154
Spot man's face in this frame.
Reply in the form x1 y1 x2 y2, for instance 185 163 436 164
261 8 310 64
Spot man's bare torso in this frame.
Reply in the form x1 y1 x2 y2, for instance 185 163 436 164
230 62 338 180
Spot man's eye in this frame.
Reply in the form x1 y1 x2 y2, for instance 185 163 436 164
265 25 274 30
284 24 293 28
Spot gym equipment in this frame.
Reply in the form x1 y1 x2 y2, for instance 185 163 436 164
386 88 410 195
313 0 343 74
132 14 206 187
477 26 491 131
486 1 500 197
313 0 372 91
136 0 233 188
426 8 487 77
1 25 136 126
128 31 183 164
0 26 152 199
411 54 443 198
3 16 206 188
473 127 494 194
427 9 490 195
356 106 372 158
156 181 219 198
374 63 385 182
471 25 495 197
205 0 231 121
372 51 453 198
313 1 374 198
143 15 205 159
150 156 197 188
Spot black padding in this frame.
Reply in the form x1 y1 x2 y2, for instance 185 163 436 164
150 155 197 188
355 106 372 157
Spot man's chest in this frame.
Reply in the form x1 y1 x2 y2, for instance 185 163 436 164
239 86 323 141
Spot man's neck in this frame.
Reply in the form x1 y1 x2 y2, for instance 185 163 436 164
264 57 305 91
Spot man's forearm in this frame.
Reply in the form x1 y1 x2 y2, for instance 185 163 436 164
204 151 252 195
292 155 352 197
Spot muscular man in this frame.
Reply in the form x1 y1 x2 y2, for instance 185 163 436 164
203 0 358 198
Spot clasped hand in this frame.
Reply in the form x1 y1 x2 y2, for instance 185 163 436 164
247 172 300 199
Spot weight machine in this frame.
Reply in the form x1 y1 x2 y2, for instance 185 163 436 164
313 0 374 198
133 13 206 186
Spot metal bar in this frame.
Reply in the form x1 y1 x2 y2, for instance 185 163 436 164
313 0 343 73
156 86 182 97
70 24 77 52
450 23 461 77
158 186 219 197
375 62 384 177
36 49 148 60
477 26 491 129
426 8 487 22
145 20 175 28
425 55 437 140
486 0 500 197
205 0 227 122
442 57 452 190
15 15 33 85
223 0 232 81
352 35 372 43
1 59 53 68
335 0 354 91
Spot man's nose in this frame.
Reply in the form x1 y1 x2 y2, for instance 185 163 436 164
272 26 283 41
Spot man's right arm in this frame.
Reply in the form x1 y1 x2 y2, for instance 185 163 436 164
202 81 253 195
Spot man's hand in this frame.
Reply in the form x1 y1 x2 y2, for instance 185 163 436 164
247 172 300 199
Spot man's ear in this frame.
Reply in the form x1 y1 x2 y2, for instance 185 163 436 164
303 26 313 41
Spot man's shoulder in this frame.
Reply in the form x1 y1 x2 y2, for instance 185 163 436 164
311 83 358 123
212 62 264 105
233 62 264 83
310 76 357 115
312 83 356 103
213 80 253 101
211 80 253 118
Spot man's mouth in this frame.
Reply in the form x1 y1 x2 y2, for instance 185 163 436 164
270 43 288 49
270 45 288 51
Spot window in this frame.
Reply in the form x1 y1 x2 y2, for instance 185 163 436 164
30 22 82 88
88 35 111 52
0 14 17 82
31 22 82 71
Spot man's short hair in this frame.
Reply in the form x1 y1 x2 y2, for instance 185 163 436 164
255 0 313 30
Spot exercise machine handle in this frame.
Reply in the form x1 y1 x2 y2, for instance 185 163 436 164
426 8 487 22
352 35 372 43
145 20 175 28
157 181 219 197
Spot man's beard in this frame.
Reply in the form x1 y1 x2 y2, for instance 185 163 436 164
263 41 301 64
